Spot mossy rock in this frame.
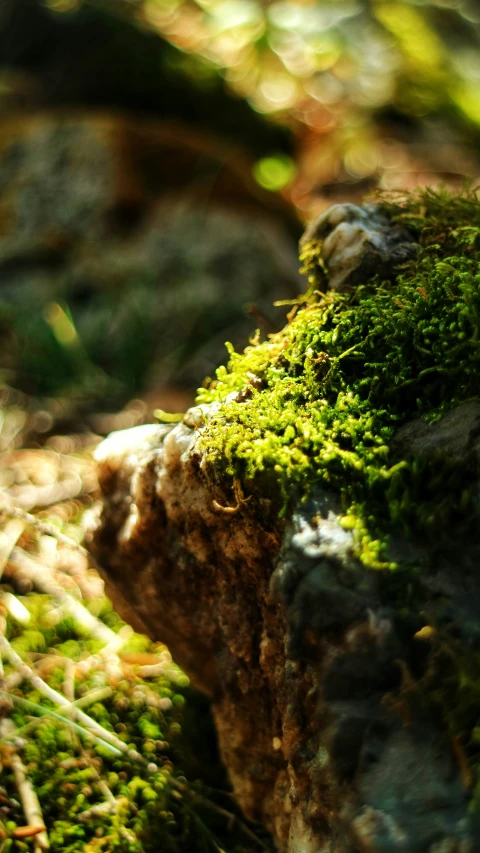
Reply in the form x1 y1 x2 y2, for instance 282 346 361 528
197 188 480 564
93 189 480 852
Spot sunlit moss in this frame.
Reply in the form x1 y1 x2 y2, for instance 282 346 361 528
196 187 480 802
197 188 480 565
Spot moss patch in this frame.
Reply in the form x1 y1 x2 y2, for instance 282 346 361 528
0 589 268 853
196 188 480 566
1 594 185 853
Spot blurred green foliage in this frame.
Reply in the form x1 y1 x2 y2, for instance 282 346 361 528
73 0 480 213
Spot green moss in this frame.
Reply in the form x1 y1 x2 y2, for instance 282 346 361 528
1 583 266 852
1 601 183 850
196 188 480 565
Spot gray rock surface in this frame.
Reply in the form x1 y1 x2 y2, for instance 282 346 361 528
300 202 418 291
391 402 480 461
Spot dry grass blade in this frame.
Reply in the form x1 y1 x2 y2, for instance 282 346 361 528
9 548 116 646
0 517 26 580
0 633 155 766
2 691 121 757
63 656 76 703
0 500 91 560
1 687 114 742
10 751 49 851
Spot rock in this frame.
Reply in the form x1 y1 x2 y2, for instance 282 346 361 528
90 403 479 852
299 202 418 291
391 402 480 462
90 411 288 836
90 193 480 851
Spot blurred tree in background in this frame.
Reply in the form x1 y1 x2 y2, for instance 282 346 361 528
0 0 301 410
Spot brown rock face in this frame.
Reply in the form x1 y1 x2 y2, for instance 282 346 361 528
90 404 479 853
90 419 292 843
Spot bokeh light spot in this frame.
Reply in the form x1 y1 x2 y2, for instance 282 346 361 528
253 155 297 190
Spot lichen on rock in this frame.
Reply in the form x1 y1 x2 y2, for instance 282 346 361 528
91 189 480 852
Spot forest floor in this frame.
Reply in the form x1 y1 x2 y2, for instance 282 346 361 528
0 386 270 853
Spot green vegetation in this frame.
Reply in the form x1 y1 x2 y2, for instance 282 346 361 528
1 595 185 852
0 587 266 852
197 188 480 566
0 471 268 853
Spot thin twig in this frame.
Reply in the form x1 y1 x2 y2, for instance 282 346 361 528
197 797 270 851
2 687 114 743
78 796 129 822
63 657 76 703
135 661 171 678
1 692 120 756
10 751 49 852
0 518 25 581
0 502 90 559
97 779 117 805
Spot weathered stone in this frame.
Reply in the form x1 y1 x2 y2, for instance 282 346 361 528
91 414 290 837
90 399 480 851
300 202 418 291
391 402 480 462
